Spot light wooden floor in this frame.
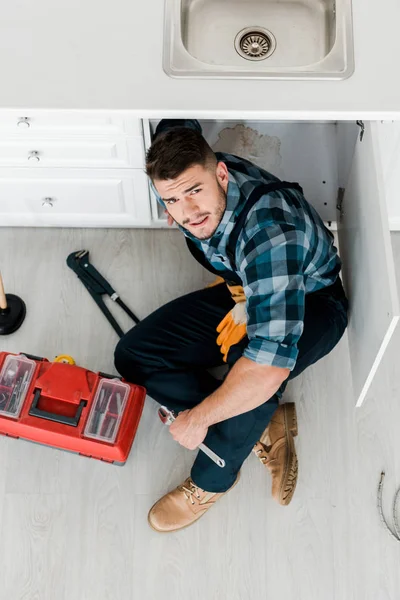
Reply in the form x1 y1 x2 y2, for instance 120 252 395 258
1 227 400 600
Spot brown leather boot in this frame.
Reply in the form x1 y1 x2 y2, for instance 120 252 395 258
253 402 298 506
148 474 240 533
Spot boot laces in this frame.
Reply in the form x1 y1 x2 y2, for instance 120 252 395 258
254 443 274 465
178 479 202 505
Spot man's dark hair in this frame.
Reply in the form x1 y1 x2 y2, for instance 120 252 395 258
146 127 217 181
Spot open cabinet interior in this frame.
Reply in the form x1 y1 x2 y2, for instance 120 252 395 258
145 119 399 406
147 119 359 226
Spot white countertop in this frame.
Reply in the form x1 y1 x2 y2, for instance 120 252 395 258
0 0 399 118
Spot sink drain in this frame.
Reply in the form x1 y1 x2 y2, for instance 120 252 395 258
234 27 276 61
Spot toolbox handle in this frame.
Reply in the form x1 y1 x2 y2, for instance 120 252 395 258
29 388 86 427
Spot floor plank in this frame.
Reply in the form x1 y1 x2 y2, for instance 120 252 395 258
0 492 68 600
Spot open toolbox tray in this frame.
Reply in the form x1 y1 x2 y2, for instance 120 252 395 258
0 351 146 465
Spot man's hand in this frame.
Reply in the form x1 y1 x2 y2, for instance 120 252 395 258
169 409 208 450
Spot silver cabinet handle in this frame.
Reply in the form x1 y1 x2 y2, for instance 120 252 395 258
17 117 30 129
42 197 55 208
28 151 40 162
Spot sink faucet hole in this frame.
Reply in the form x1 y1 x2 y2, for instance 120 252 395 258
234 27 276 61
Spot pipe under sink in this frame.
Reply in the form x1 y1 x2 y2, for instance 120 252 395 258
163 0 354 79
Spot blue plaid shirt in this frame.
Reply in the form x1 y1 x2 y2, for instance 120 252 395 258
154 152 341 370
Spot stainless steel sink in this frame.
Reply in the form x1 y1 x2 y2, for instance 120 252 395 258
163 0 354 79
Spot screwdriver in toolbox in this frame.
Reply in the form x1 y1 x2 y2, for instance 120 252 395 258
7 369 29 414
158 405 225 468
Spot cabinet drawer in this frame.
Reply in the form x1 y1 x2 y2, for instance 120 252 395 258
0 111 142 137
0 138 145 169
0 168 151 227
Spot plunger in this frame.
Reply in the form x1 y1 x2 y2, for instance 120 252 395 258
0 271 26 335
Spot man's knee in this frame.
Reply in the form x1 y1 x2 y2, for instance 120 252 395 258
114 331 148 384
114 327 165 384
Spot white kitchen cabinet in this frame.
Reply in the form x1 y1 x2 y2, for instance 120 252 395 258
0 111 151 227
144 118 400 406
0 168 151 227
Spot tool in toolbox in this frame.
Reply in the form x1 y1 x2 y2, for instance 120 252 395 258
66 249 140 338
158 405 226 468
0 351 146 465
0 271 26 335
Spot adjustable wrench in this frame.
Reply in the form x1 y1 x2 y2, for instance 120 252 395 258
158 405 225 468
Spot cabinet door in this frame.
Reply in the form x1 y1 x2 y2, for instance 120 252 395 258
374 121 400 229
338 121 400 407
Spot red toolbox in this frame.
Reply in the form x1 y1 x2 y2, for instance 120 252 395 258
0 351 146 465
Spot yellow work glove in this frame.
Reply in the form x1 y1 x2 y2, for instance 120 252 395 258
206 275 225 288
216 283 247 362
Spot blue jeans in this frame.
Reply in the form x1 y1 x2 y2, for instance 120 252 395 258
114 278 348 493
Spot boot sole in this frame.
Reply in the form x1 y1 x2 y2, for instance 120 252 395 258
147 472 241 533
258 403 298 506
283 402 298 437
278 403 298 505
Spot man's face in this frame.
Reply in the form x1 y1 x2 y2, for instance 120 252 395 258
153 162 229 240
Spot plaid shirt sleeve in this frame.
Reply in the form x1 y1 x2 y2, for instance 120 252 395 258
237 221 308 370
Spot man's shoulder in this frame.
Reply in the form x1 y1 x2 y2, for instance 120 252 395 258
215 152 278 183
236 196 303 249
